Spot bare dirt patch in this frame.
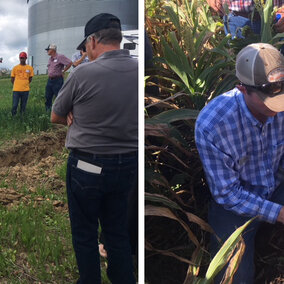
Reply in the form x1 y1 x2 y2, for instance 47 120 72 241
0 126 67 167
0 126 67 207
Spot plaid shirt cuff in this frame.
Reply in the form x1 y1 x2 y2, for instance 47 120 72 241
259 200 282 224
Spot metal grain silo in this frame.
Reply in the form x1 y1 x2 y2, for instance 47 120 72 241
27 0 138 74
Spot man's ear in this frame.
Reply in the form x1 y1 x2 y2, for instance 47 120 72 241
91 37 96 50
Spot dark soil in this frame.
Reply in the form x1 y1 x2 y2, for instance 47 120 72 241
0 126 67 208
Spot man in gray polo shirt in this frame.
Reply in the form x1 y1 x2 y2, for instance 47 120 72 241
50 13 137 284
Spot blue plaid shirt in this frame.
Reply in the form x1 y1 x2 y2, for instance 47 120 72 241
195 88 284 224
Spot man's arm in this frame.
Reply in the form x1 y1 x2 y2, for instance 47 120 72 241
60 55 73 74
11 77 15 84
63 62 72 73
51 71 76 125
207 0 225 16
51 111 67 125
195 126 282 224
73 53 87 67
30 67 34 84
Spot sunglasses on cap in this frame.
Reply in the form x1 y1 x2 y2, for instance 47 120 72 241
243 80 284 95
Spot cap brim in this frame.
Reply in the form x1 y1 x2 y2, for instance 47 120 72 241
257 92 284 112
77 37 87 50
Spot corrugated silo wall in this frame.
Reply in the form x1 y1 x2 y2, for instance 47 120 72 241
28 0 138 74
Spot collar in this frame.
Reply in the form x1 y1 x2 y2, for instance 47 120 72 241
98 49 130 60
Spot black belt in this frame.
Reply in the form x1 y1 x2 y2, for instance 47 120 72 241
49 76 63 80
71 149 138 159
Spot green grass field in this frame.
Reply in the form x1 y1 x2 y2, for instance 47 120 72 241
0 75 111 283
0 75 52 146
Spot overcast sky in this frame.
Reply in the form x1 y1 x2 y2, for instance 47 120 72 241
0 0 28 70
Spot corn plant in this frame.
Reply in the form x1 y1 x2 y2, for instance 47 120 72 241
146 0 237 110
193 218 254 284
145 106 213 283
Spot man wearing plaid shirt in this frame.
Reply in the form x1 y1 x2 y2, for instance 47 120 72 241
195 43 284 283
207 0 284 38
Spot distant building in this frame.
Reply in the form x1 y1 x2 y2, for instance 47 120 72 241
27 0 138 74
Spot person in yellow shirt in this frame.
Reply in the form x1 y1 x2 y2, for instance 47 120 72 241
11 52 34 116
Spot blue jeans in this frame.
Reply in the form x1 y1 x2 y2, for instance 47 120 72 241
99 179 138 256
66 150 138 284
45 77 63 111
209 183 284 283
223 13 261 38
11 91 29 116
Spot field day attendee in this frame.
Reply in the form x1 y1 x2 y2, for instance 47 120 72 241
207 0 284 38
11 52 34 116
45 44 72 111
195 43 284 283
50 13 138 284
72 47 89 68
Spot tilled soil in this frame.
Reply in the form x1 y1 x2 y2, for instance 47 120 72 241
0 126 67 208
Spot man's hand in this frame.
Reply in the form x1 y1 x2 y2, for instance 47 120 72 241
67 111 73 126
277 207 284 224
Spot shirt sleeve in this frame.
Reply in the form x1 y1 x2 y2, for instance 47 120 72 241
52 71 78 117
195 125 282 224
71 52 78 63
59 54 72 66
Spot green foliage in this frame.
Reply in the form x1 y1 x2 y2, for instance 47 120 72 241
0 202 78 282
146 0 237 109
56 156 68 181
260 0 274 42
0 75 53 144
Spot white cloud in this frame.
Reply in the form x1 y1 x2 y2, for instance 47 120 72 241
0 0 28 70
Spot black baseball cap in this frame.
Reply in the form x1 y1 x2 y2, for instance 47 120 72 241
77 13 121 50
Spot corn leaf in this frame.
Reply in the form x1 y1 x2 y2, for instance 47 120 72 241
221 238 246 284
261 0 273 42
145 205 200 247
204 218 255 281
146 109 199 124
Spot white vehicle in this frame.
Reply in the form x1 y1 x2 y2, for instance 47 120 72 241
122 30 138 58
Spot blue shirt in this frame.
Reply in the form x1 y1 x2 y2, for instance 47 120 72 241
195 88 284 223
71 51 89 66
